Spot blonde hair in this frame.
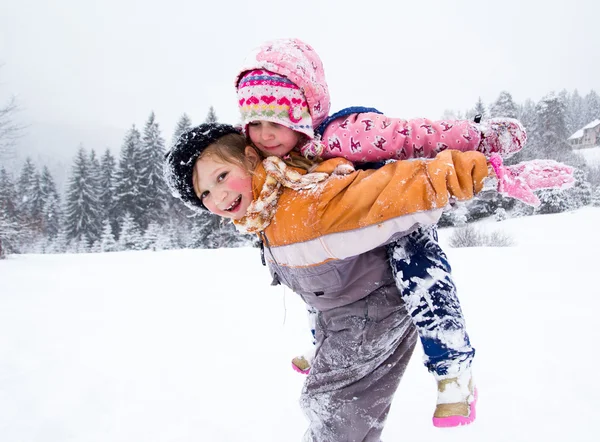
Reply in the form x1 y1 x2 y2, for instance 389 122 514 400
200 133 255 172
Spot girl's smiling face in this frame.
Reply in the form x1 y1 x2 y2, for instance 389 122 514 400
193 153 254 220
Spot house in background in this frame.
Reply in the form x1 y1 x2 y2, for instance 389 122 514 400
569 119 600 149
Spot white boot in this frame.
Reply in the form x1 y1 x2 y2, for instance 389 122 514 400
432 368 477 427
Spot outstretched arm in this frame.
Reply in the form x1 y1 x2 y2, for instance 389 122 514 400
318 112 526 163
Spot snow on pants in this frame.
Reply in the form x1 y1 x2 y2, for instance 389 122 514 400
300 284 417 442
387 225 475 378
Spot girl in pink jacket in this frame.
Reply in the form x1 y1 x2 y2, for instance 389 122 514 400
235 38 528 428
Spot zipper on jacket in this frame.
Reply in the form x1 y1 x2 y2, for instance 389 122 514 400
260 232 281 286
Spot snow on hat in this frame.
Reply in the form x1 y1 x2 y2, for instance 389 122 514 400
164 123 241 212
237 69 314 139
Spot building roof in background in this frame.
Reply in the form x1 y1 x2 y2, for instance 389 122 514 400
569 119 600 140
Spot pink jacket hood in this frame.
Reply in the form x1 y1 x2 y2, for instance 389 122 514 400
235 38 331 129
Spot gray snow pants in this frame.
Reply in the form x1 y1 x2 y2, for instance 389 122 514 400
300 284 418 442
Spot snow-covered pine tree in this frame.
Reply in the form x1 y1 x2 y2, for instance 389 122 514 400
77 234 91 253
567 168 592 209
0 167 19 225
27 171 44 233
114 126 145 233
139 112 168 229
567 89 586 136
583 90 600 125
117 212 143 251
99 218 117 252
172 113 192 147
592 185 600 207
533 92 583 167
89 149 102 198
0 168 19 256
47 228 68 254
535 188 571 214
64 146 102 243
473 97 486 119
99 148 118 234
205 106 218 124
142 221 171 251
39 166 62 238
16 157 36 225
489 91 518 119
190 211 221 248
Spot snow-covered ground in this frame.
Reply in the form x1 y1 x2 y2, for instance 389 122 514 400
1 208 598 442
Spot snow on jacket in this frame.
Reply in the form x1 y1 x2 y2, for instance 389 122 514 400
255 149 489 311
236 38 482 163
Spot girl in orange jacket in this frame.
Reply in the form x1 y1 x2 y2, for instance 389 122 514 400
164 123 573 435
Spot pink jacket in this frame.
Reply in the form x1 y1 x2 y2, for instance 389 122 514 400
237 38 483 163
320 113 481 162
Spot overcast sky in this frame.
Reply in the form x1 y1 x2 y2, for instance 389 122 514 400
1 0 599 144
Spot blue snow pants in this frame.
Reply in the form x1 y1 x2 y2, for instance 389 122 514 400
386 226 475 378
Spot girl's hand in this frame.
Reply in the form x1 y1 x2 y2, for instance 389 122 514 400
477 118 527 158
488 154 575 207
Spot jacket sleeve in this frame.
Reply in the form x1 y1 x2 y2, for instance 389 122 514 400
320 112 482 163
314 150 489 234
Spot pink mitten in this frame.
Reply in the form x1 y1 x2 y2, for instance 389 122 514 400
477 118 527 158
488 154 575 207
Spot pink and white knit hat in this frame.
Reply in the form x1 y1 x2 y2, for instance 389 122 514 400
237 69 314 139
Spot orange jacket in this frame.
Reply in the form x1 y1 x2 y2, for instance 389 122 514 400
255 149 489 269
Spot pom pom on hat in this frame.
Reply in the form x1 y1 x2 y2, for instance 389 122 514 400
237 69 314 139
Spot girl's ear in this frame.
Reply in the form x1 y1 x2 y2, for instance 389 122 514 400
244 145 261 168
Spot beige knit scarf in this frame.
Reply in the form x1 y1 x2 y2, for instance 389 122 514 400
234 156 354 234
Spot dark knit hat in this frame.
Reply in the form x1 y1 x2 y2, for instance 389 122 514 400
164 123 241 212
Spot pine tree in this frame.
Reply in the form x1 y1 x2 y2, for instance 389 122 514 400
474 97 486 119
142 221 169 251
0 167 18 222
39 166 62 238
190 211 221 248
205 106 218 124
48 228 68 254
139 112 168 229
99 148 118 233
0 168 19 256
489 91 518 119
27 171 44 232
535 189 570 214
583 90 600 125
567 168 592 209
114 126 145 232
117 212 143 250
99 218 117 252
172 113 192 147
591 185 600 207
89 149 102 197
77 234 91 253
567 89 586 136
16 157 37 225
532 92 583 166
64 146 102 242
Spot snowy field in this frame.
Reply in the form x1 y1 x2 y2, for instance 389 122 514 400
1 208 599 442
